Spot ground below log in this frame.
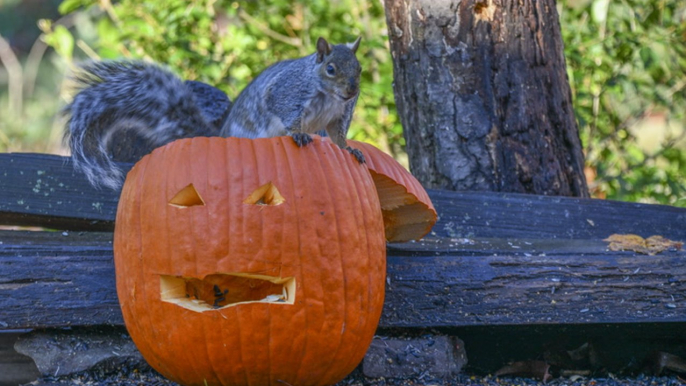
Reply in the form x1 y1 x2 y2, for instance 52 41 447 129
12 323 686 386
23 370 686 386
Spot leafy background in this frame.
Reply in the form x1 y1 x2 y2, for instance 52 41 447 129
0 0 684 206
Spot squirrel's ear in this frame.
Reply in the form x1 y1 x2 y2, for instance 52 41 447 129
316 37 333 63
347 36 362 54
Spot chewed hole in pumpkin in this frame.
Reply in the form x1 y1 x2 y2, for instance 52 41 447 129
169 183 205 208
243 181 285 206
160 273 295 312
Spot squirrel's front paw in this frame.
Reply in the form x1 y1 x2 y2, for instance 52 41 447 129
346 146 366 164
292 133 313 147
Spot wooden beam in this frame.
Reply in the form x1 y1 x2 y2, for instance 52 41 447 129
0 153 126 231
1 231 683 330
0 231 120 329
386 239 685 326
2 153 685 240
429 189 686 240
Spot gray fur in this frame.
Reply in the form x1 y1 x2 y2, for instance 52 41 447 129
63 61 214 189
63 38 361 189
223 40 361 148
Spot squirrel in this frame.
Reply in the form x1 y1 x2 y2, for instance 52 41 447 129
63 36 364 189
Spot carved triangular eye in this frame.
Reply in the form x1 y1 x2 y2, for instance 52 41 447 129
169 183 205 208
243 181 285 206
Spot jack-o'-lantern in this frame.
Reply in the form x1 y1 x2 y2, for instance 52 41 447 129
114 136 386 386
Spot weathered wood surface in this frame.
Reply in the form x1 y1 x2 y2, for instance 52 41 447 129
0 231 118 329
2 153 684 240
386 238 685 326
0 153 125 231
1 230 683 330
429 189 686 240
1 152 685 330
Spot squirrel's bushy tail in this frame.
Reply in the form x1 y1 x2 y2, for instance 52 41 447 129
63 61 212 189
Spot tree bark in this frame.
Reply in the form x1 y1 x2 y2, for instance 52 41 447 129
384 0 589 197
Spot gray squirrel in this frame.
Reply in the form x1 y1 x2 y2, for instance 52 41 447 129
63 36 364 189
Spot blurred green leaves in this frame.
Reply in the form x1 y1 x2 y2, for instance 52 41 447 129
8 0 684 205
560 0 686 206
43 0 404 158
40 23 74 60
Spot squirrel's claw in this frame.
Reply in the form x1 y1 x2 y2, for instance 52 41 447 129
346 146 366 164
292 133 313 147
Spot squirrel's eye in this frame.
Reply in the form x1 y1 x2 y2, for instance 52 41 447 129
326 64 336 76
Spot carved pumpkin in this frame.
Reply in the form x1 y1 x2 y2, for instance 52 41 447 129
114 136 387 386
348 140 437 242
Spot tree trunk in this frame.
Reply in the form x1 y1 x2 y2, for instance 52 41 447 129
384 0 589 197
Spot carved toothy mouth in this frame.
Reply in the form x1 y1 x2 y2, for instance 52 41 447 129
160 273 296 312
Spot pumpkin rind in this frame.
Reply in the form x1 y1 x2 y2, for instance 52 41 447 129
114 136 386 386
348 140 437 242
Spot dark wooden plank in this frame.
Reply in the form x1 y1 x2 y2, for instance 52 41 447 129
1 231 683 330
2 153 686 240
429 189 686 240
0 231 121 329
0 153 127 231
384 238 686 327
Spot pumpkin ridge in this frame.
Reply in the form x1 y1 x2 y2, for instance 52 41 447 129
150 142 181 378
244 137 264 257
275 136 310 383
140 143 169 378
266 138 283 386
257 139 274 386
193 137 226 386
330 146 379 380
117 146 150 371
223 138 235 281
281 137 318 384
303 140 348 385
230 139 251 386
160 139 195 384
269 137 307 385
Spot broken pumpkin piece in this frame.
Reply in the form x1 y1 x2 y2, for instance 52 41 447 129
348 139 437 242
604 234 683 255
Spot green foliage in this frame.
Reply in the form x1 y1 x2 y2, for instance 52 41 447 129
560 0 686 206
42 24 74 59
3 0 683 206
43 0 404 157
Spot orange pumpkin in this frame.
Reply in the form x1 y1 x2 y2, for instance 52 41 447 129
348 140 437 242
114 136 386 386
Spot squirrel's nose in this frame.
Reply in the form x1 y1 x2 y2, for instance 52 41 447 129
347 78 359 96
